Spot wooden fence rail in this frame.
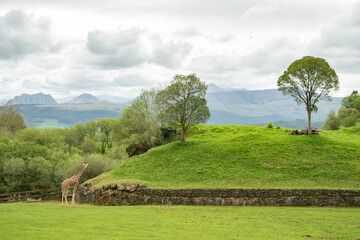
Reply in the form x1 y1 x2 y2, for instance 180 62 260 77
0 188 73 203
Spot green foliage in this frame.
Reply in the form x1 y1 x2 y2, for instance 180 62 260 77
157 73 210 141
352 96 360 111
116 89 162 148
110 125 360 189
324 90 360 130
266 122 273 128
3 158 25 192
341 90 359 108
27 156 52 189
0 120 125 193
85 120 98 141
278 56 339 133
0 102 26 137
81 137 98 154
322 110 340 130
67 154 118 183
97 118 117 153
105 144 128 161
2 203 360 240
338 107 359 127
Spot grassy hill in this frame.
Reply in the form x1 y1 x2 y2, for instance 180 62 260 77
89 125 360 189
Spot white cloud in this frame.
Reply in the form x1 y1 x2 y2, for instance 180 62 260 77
86 28 192 69
0 9 56 60
0 0 360 101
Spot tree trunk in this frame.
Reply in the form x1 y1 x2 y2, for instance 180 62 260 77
181 126 186 142
307 108 312 135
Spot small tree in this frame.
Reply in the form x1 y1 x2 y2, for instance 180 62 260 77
0 102 26 137
278 56 339 134
157 73 210 141
322 110 340 130
116 89 162 148
97 118 116 153
353 97 360 112
341 90 359 109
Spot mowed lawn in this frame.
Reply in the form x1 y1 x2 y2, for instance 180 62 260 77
0 202 359 240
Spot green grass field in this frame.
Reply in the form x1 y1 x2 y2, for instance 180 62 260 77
93 125 360 189
1 202 359 240
36 119 68 128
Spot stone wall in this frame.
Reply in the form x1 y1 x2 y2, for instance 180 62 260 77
77 183 360 207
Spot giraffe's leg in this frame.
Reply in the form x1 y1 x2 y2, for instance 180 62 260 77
65 189 69 207
71 188 76 207
61 186 64 207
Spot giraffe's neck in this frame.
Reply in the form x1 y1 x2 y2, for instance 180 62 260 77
73 166 86 180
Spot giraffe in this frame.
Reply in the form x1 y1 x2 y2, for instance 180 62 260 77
61 162 88 207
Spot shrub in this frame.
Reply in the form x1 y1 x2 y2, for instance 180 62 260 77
336 107 359 128
341 116 358 128
322 110 340 130
66 154 118 183
81 137 98 154
266 122 273 128
3 158 25 192
27 156 52 189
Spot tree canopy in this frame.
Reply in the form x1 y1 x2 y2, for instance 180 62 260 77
157 73 210 141
0 102 26 137
277 56 339 134
116 89 162 149
341 90 359 109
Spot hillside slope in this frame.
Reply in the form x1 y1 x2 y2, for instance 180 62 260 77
94 125 360 189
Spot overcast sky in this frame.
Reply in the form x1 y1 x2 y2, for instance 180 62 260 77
0 0 359 101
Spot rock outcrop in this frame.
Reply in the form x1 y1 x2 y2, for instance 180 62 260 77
8 93 57 105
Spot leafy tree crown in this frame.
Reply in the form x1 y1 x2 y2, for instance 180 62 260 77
277 56 339 113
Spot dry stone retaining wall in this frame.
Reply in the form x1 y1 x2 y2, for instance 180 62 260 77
77 183 360 207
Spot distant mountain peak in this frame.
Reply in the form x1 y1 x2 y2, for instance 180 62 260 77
66 93 104 104
8 93 57 105
207 83 246 93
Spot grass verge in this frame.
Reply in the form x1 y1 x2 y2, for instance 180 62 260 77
0 202 359 240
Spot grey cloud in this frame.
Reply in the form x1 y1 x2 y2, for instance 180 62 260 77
189 55 240 73
308 2 360 73
87 28 148 68
241 38 302 75
152 36 192 68
189 38 302 75
113 74 150 87
173 28 200 37
0 10 54 60
86 28 192 69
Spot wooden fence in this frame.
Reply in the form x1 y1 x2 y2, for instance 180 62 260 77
0 188 73 203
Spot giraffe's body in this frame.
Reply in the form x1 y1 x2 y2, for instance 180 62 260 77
61 162 88 207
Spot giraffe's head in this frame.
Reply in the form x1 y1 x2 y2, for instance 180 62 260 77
83 162 89 169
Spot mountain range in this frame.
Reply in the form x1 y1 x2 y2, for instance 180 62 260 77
7 86 342 128
8 93 57 105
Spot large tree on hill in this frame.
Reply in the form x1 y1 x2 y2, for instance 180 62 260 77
278 56 339 134
157 73 210 142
